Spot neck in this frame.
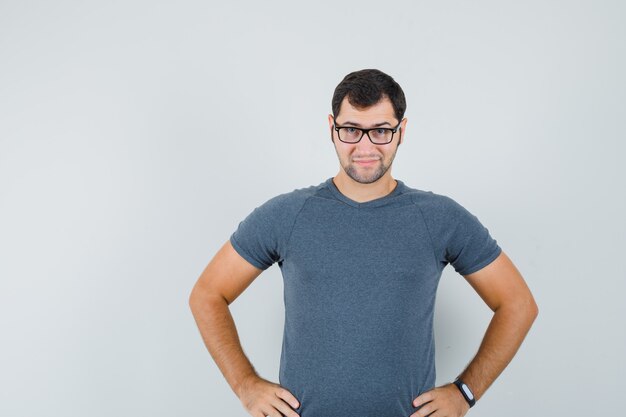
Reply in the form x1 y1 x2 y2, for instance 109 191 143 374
332 171 398 203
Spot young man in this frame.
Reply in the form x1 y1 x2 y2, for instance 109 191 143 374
189 69 538 417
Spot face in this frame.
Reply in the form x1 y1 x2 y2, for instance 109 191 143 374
329 97 407 184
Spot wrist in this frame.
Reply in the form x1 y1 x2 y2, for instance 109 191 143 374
234 372 259 398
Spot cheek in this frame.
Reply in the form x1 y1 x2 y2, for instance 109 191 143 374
385 145 399 159
336 142 355 156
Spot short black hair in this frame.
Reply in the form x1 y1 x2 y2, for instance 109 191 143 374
331 69 406 122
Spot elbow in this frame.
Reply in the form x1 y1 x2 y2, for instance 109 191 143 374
529 297 539 322
499 294 539 326
518 294 539 327
189 285 229 312
188 284 208 312
188 289 200 312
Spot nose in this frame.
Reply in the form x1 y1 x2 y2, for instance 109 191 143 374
354 133 380 154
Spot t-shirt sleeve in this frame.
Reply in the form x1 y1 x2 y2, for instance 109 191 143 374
229 193 299 271
422 194 502 275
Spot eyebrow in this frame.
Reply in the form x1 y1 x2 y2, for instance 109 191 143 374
339 121 393 128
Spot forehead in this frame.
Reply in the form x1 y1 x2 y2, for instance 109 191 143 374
336 97 397 124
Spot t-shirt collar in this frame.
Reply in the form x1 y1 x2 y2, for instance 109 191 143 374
325 177 406 208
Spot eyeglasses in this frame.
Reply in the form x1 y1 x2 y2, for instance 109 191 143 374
333 120 402 144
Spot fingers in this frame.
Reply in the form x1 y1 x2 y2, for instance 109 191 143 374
412 390 434 407
275 387 300 410
410 390 435 417
240 377 300 417
410 384 469 417
412 401 434 417
268 393 300 417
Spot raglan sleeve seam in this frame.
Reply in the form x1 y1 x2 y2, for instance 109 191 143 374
412 194 443 273
282 194 314 262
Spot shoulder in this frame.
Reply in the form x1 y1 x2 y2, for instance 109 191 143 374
256 182 321 214
243 182 323 229
400 184 480 231
401 184 461 214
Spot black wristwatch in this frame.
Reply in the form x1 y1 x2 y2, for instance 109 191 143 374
453 378 476 408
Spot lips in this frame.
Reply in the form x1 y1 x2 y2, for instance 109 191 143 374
354 158 379 164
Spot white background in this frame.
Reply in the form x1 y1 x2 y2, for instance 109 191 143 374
1 1 624 416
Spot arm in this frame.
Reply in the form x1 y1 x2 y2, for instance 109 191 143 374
412 250 538 416
188 240 301 417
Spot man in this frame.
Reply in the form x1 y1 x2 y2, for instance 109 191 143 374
189 69 538 417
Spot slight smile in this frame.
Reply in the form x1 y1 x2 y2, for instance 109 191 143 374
354 159 379 165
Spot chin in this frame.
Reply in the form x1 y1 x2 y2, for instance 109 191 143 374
347 171 385 184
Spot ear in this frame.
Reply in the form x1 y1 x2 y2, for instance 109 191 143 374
399 117 408 145
328 114 335 142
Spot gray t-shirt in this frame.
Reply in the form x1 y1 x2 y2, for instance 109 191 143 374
230 177 501 417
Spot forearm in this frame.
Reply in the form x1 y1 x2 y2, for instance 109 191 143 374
189 293 258 397
457 300 538 401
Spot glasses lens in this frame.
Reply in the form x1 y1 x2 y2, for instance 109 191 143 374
338 127 362 143
370 128 393 144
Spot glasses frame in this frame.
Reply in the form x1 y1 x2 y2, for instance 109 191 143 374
333 119 403 145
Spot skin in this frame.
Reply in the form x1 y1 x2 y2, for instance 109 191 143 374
411 250 538 416
189 243 297 417
189 96 538 417
328 96 407 203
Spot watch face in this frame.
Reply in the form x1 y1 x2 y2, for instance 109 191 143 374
460 383 475 400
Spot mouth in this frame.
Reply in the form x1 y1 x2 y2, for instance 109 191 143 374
353 158 379 165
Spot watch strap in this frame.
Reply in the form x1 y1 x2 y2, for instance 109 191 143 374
453 378 476 408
